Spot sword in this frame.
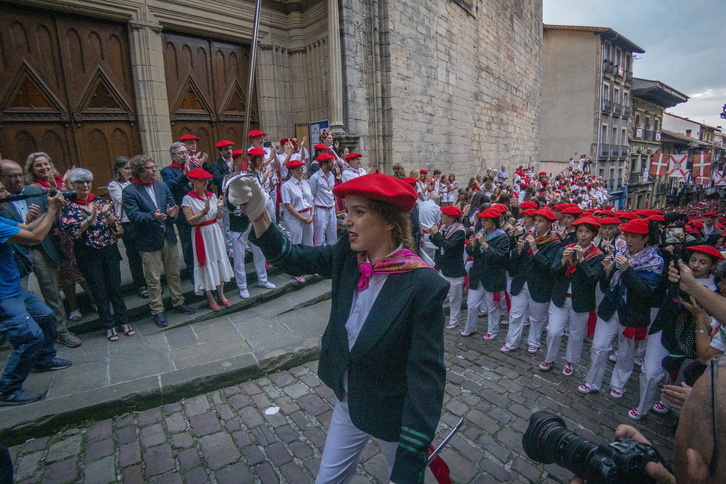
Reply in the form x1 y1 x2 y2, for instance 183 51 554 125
427 417 464 465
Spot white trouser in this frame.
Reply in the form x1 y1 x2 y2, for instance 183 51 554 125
585 313 621 391
505 283 550 349
464 287 501 336
313 206 338 246
440 273 464 326
230 226 269 290
544 298 589 365
498 291 508 311
222 207 233 253
421 234 436 263
284 211 314 245
636 329 669 415
316 399 398 484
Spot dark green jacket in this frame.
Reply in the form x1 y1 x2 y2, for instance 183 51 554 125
251 224 447 484
551 246 605 313
510 237 562 303
431 227 467 278
468 230 510 292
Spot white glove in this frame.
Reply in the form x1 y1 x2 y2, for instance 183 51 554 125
225 173 269 221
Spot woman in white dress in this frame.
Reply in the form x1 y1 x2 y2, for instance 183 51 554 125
181 168 234 311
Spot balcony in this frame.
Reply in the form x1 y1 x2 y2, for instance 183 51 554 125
622 105 631 118
609 146 618 158
603 61 615 77
600 143 611 157
625 70 633 83
612 102 622 117
644 129 655 142
602 99 613 113
619 145 629 158
614 65 625 79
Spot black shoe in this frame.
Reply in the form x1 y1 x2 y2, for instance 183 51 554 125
153 313 168 327
173 304 196 315
0 388 42 406
138 287 149 298
31 357 72 373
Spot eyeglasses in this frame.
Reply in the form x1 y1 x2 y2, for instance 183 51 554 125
144 166 158 171
1 173 23 179
709 353 725 476
75 180 93 185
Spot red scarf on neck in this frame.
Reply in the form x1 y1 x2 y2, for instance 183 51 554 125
35 175 64 189
564 243 603 276
75 193 97 206
132 178 156 187
170 161 185 171
187 190 216 268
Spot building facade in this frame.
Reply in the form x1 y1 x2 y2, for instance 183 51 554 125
624 78 687 209
541 25 644 207
0 0 543 190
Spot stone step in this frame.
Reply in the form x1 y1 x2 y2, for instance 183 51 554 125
0 277 334 445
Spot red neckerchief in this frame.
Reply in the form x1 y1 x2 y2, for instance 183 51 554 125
188 190 216 268
34 175 63 189
74 193 97 206
527 232 556 255
132 178 156 187
564 243 603 276
170 161 185 172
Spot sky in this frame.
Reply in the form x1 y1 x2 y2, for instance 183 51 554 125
543 0 726 129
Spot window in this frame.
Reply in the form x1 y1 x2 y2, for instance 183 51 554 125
614 88 620 104
603 84 610 101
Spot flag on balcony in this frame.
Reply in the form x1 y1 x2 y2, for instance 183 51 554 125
649 153 669 176
668 154 688 180
715 170 726 187
693 153 712 186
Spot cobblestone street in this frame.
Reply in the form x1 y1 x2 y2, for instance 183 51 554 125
8 327 677 483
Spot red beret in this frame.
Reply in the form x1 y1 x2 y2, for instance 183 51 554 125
702 212 719 217
479 207 503 219
248 148 266 157
561 206 583 215
620 219 650 234
441 206 463 218
280 138 297 147
534 208 556 222
346 153 363 161
687 245 725 260
689 220 704 229
316 153 336 162
314 144 329 151
520 200 538 210
599 210 615 217
616 211 638 220
180 134 200 142
554 203 569 211
491 203 509 214
572 216 601 229
519 183 532 188
248 130 267 138
604 205 613 210
539 171 547 176
647 214 666 222
402 177 418 184
286 159 305 169
333 174 417 212
419 169 428 174
187 168 212 179
232 149 244 159
717 223 726 230
685 224 701 235
215 140 234 149
521 208 538 217
598 217 622 225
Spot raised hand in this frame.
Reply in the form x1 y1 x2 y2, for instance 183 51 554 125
167 204 179 218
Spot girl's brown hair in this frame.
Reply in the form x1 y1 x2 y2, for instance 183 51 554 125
367 198 414 252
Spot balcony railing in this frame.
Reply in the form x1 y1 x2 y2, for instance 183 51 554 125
625 70 633 83
644 129 655 141
610 146 618 158
612 102 622 117
602 99 613 113
628 172 643 184
600 143 611 157
622 105 631 118
619 145 629 157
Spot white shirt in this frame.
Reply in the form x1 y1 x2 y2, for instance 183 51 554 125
107 180 131 222
308 170 335 208
418 199 441 230
281 178 313 211
341 166 366 183
145 185 158 209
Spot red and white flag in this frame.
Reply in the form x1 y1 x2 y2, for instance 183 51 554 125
693 152 712 186
668 154 688 180
649 153 669 176
715 170 726 187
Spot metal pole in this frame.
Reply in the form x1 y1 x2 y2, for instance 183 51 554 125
243 0 263 146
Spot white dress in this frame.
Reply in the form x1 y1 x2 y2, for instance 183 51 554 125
181 193 234 294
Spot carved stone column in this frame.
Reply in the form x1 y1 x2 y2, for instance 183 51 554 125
128 7 172 165
327 0 345 136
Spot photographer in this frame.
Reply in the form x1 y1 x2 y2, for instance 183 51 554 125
0 185 72 405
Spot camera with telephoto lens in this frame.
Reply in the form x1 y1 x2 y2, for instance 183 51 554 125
522 411 672 484
49 189 77 199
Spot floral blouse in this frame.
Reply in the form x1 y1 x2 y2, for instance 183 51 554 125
60 200 117 250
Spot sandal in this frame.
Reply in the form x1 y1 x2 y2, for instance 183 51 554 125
121 324 136 337
218 298 232 307
107 330 119 342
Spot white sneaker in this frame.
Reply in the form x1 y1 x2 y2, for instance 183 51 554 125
68 310 82 321
257 281 276 289
634 357 644 367
239 289 250 299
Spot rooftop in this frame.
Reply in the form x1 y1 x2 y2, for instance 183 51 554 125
544 24 645 53
632 78 689 109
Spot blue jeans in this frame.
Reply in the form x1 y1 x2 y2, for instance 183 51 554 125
0 289 57 395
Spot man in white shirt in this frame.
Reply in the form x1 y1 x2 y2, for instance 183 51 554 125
341 153 366 183
309 154 338 246
418 198 441 264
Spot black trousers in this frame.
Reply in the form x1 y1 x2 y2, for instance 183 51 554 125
121 222 146 289
74 243 128 330
0 442 12 484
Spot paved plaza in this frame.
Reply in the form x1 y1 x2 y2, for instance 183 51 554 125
6 306 677 484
